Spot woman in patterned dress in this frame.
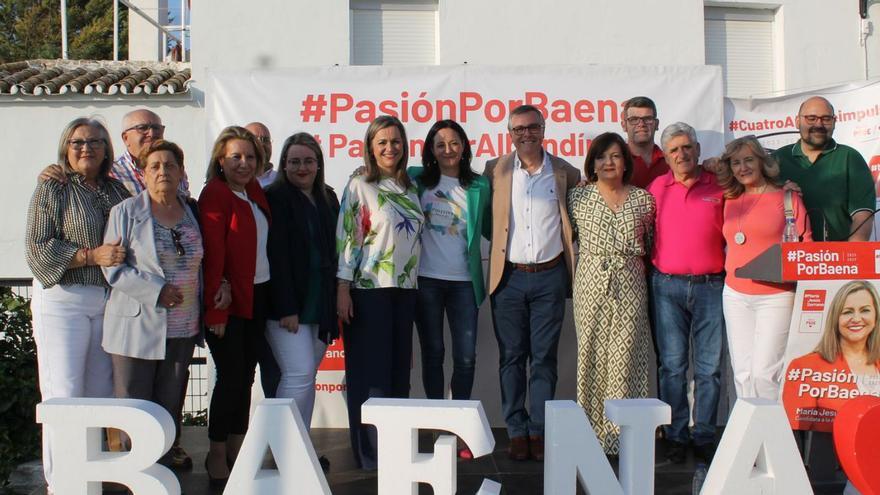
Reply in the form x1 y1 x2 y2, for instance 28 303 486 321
567 131 655 455
336 115 425 469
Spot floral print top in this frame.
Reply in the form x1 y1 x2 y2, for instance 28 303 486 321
336 175 424 289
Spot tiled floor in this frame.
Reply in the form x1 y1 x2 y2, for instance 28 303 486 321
15 426 848 494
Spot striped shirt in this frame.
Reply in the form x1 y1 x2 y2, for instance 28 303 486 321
110 151 191 197
25 174 131 288
153 215 203 339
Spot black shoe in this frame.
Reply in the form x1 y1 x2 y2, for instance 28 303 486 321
694 442 716 463
665 440 687 464
319 455 330 473
204 458 229 489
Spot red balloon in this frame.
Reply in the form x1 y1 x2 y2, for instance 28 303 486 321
834 395 880 495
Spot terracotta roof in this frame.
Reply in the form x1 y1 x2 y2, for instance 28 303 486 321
0 60 192 96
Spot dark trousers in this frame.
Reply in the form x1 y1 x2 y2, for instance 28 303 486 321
490 262 567 438
415 276 479 400
206 282 269 442
111 337 196 448
343 288 416 469
258 333 280 398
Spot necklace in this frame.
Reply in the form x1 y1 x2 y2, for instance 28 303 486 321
734 184 768 245
598 184 628 213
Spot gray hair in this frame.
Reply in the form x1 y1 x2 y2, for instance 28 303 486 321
57 117 115 177
507 104 545 129
660 122 697 151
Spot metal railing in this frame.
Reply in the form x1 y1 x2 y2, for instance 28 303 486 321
0 277 208 420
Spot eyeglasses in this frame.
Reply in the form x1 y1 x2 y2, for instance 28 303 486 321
509 124 545 136
256 136 272 144
170 229 185 256
123 123 165 134
286 158 319 169
625 116 657 126
800 115 835 125
68 138 106 150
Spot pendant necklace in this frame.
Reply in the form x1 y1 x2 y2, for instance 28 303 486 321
734 184 768 245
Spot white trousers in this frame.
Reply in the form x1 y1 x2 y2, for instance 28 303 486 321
722 285 794 400
31 282 112 491
265 321 327 431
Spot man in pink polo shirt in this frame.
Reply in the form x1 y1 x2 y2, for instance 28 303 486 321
647 122 724 465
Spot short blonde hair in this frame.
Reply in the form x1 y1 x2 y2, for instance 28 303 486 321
716 135 779 199
205 126 265 183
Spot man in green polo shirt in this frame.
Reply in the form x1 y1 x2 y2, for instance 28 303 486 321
774 96 875 241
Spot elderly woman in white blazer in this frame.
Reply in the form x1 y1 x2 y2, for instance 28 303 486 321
102 140 204 459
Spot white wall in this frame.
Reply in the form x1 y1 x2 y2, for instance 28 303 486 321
128 0 169 61
711 0 876 93
0 98 204 278
438 0 706 65
191 0 349 82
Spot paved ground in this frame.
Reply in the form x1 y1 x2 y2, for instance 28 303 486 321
11 427 848 494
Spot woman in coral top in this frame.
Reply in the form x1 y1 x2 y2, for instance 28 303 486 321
783 280 880 432
718 135 812 400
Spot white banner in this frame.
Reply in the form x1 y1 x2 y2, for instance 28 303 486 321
206 64 724 428
206 64 724 192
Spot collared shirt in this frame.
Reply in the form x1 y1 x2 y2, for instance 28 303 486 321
110 151 191 197
629 144 669 189
258 167 278 188
507 150 563 264
648 170 725 275
773 139 874 241
25 174 131 288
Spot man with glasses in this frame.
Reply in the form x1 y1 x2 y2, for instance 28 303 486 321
112 109 189 196
483 104 580 462
621 96 668 188
245 122 277 188
773 96 874 241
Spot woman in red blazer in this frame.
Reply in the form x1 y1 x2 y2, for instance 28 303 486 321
782 280 880 432
199 126 272 485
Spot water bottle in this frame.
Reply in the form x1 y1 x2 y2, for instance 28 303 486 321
692 463 707 494
782 217 798 243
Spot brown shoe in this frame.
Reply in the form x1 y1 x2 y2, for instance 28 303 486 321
529 435 544 461
508 435 529 461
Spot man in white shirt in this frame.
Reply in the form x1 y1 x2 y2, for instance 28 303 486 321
483 105 580 461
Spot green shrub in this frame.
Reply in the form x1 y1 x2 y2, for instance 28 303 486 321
0 287 39 487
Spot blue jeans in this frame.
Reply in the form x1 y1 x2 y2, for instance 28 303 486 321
491 262 567 438
415 277 479 400
651 270 724 446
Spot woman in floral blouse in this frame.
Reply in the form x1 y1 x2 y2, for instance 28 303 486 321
336 115 424 469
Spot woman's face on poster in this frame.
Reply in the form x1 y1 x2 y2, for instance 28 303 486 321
837 289 877 346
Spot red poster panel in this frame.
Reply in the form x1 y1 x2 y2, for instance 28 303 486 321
781 242 880 280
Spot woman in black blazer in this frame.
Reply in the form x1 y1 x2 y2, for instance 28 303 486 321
264 132 340 449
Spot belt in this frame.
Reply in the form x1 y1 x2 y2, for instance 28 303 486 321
507 254 563 273
655 270 725 283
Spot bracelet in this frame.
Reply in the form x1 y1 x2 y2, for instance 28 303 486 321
337 280 351 288
82 247 90 266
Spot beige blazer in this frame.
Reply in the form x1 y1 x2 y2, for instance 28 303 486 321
483 151 580 296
